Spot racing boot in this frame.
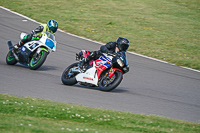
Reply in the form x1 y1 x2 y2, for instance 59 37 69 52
13 41 23 50
13 43 20 49
79 51 96 71
12 41 23 54
79 57 90 71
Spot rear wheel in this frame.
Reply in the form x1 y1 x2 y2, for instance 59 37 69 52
61 62 79 85
6 51 17 65
29 50 48 70
99 71 123 92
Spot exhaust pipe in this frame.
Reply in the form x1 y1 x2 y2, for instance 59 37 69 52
8 41 13 50
7 41 19 61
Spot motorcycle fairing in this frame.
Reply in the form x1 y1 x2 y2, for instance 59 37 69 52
100 54 112 63
45 38 55 49
95 53 112 78
19 46 32 63
94 59 107 78
33 32 56 52
24 41 40 51
75 63 99 86
75 53 114 86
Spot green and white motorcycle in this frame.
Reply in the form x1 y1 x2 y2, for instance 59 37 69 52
6 31 56 70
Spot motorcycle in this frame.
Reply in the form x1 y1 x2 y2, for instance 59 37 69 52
6 31 56 70
61 50 129 91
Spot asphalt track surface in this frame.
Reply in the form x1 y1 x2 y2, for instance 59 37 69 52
0 7 200 123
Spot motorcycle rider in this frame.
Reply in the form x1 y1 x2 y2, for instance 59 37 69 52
13 19 58 50
78 37 129 70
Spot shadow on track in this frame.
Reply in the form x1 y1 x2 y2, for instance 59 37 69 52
1 62 58 71
37 65 59 71
61 83 130 93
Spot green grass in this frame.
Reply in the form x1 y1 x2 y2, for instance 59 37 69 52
0 0 200 70
0 94 200 133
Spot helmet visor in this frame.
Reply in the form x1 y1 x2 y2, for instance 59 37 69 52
119 44 129 51
49 26 57 33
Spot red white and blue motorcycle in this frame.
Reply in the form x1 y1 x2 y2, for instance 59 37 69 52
61 50 129 91
6 31 56 70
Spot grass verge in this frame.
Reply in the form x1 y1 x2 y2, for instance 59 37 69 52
0 0 199 70
0 94 200 133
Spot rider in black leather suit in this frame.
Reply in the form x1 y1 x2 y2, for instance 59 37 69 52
78 37 129 69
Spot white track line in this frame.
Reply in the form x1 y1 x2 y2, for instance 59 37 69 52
1 6 199 73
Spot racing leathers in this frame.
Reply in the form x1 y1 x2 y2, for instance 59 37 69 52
78 41 117 68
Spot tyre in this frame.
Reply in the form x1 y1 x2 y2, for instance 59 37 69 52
61 62 79 85
99 71 123 92
6 51 17 65
29 50 48 70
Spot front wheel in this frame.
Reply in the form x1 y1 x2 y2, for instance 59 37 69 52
6 51 17 65
29 50 48 70
61 62 79 85
99 71 123 92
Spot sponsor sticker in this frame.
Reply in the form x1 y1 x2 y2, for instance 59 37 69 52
83 77 93 81
22 47 26 51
